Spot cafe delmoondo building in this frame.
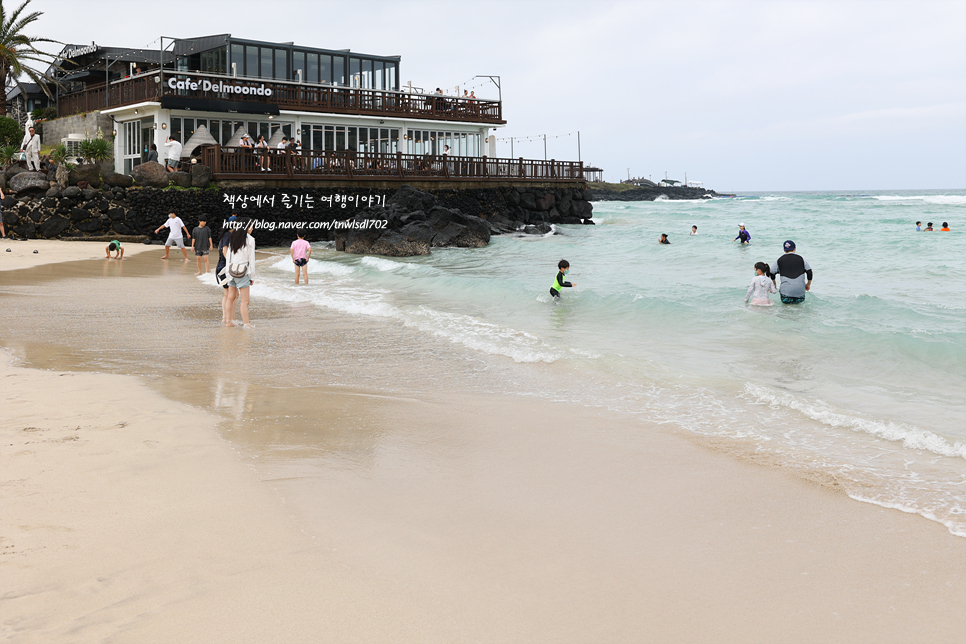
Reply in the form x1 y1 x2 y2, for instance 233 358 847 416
49 34 506 175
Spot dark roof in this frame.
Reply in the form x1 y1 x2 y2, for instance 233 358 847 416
5 83 48 100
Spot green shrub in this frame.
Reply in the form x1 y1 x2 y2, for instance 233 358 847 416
0 145 18 167
78 138 112 164
50 143 68 165
0 117 22 147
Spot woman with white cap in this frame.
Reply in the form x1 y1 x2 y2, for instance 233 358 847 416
733 223 751 244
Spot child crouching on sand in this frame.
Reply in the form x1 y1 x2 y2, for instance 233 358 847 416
745 261 776 306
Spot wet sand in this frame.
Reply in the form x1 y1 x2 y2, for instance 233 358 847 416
2 247 965 643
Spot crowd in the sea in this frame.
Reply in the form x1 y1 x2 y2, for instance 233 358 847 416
88 213 954 325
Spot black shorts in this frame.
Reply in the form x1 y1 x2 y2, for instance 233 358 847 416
294 258 308 267
780 294 805 304
550 288 560 298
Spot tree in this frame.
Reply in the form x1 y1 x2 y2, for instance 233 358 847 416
0 0 60 117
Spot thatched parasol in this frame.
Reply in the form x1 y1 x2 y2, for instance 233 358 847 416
182 124 219 158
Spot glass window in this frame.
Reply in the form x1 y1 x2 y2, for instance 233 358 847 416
246 46 258 77
308 53 320 83
247 121 258 138
318 55 330 84
208 120 220 144
374 61 384 90
380 128 389 153
275 49 287 80
362 60 372 89
357 127 368 153
260 47 273 78
171 117 182 143
391 128 399 153
349 58 361 87
332 56 345 85
312 126 324 152
348 127 357 152
324 126 334 151
293 51 304 81
259 122 270 141
182 119 195 144
387 63 396 90
231 44 243 76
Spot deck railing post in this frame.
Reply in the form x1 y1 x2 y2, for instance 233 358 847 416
397 151 404 178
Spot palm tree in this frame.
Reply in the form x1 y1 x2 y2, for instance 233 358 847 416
0 0 60 117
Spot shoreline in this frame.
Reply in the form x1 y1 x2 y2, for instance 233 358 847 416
2 243 965 641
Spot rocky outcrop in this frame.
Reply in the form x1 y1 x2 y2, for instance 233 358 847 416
0 183 593 254
8 171 50 193
130 161 169 188
334 187 491 256
168 171 191 188
68 164 102 188
587 182 719 201
104 171 134 188
190 163 212 188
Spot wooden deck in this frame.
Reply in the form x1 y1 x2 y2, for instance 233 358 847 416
58 71 504 124
199 147 583 183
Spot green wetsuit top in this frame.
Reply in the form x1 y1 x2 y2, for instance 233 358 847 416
109 240 121 251
551 270 573 293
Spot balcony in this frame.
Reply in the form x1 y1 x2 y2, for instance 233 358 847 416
199 147 583 184
57 70 505 125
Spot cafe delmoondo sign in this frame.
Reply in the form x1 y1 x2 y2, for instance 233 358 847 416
167 76 273 97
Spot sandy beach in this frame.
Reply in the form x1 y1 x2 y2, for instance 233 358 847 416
2 245 965 643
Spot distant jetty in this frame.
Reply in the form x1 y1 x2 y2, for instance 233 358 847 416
588 181 730 201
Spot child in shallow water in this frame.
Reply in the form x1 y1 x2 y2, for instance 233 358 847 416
745 261 776 306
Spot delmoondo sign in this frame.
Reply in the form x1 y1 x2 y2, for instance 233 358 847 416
167 77 273 97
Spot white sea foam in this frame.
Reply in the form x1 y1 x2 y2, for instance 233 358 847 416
849 495 966 539
743 383 966 459
252 276 562 363
871 195 966 206
267 257 355 276
360 256 425 272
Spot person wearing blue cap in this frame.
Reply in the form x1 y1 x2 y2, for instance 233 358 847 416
769 240 813 304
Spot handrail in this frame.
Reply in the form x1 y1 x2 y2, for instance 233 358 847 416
58 69 504 124
199 146 583 182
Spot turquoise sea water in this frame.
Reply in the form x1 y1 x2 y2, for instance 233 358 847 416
244 190 966 536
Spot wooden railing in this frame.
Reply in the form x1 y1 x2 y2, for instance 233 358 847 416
199 146 584 182
57 70 504 124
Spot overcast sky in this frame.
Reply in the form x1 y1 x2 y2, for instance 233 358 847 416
30 0 966 190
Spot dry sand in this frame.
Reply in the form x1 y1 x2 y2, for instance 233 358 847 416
2 243 965 643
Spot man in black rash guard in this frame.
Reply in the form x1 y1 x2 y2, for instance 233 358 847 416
769 240 813 304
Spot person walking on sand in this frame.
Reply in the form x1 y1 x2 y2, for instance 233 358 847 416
549 259 575 302
221 226 256 328
155 212 191 260
769 240 813 304
192 218 213 275
105 240 124 260
290 230 312 285
734 223 751 244
745 262 776 306
215 216 236 325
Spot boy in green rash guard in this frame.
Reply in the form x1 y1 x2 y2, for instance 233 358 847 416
550 259 575 301
105 240 124 260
